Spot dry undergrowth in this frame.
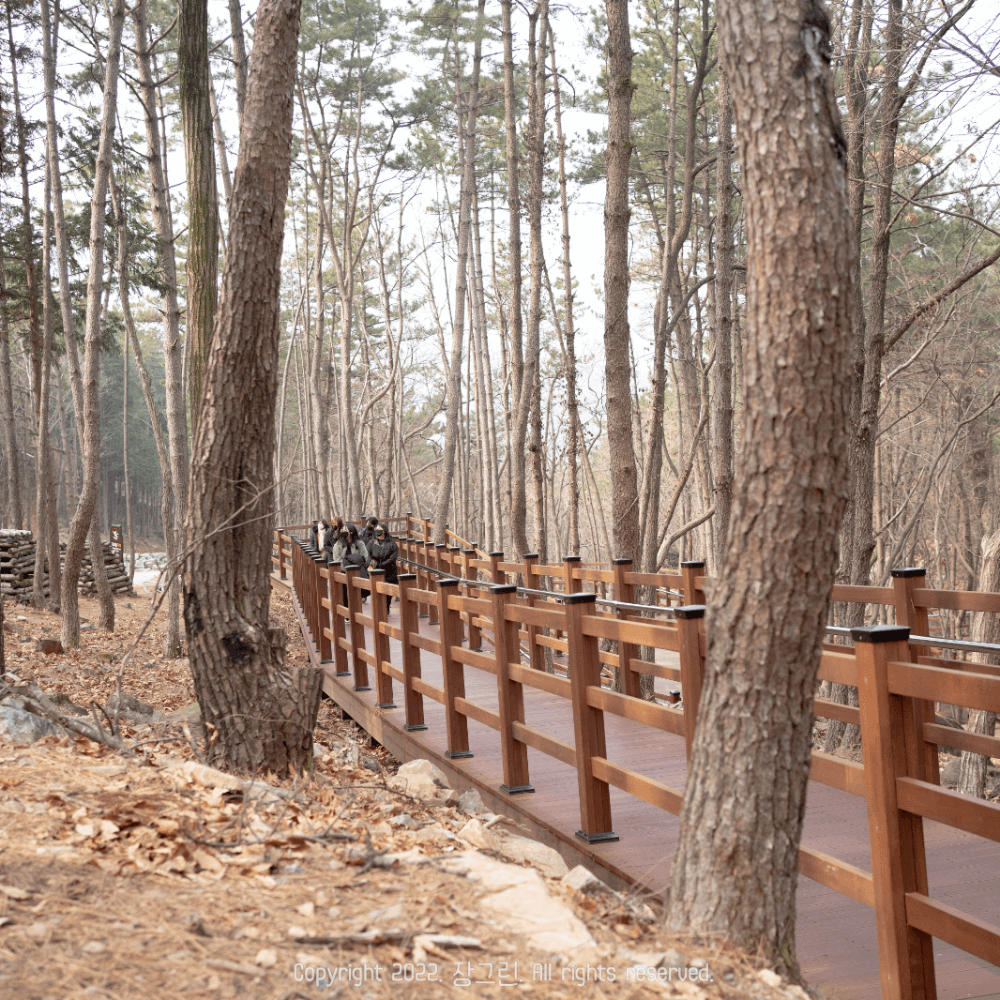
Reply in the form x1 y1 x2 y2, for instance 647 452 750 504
1 589 815 1000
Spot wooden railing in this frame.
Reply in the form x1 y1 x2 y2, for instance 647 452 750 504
273 519 1000 998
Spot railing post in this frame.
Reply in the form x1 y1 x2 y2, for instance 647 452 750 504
448 545 463 638
344 566 369 691
487 550 505 587
330 565 349 677
612 558 640 699
462 547 483 650
368 568 394 708
397 574 426 730
490 584 533 793
676 605 706 761
564 592 618 843
891 567 939 785
522 553 544 670
563 554 581 595
276 530 287 580
316 559 332 663
854 625 936 1000
681 560 705 606
427 543 445 625
438 579 472 758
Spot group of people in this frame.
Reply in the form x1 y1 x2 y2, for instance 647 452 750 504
309 515 399 612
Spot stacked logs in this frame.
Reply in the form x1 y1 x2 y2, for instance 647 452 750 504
0 530 135 598
77 541 135 596
0 529 42 598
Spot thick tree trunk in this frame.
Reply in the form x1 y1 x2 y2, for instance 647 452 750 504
179 0 220 433
183 0 322 777
60 0 125 647
666 1 855 979
603 0 640 572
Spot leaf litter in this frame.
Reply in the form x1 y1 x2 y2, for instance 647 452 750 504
0 587 821 1000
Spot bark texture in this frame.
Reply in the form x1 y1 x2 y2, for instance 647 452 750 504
602 0 640 569
183 0 322 777
666 0 855 978
59 0 126 646
179 0 220 431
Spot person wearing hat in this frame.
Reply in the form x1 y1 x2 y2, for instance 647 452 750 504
360 515 379 550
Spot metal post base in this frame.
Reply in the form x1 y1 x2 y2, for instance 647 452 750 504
576 830 619 844
353 685 371 692
445 750 474 759
403 724 428 732
377 702 396 710
500 784 535 795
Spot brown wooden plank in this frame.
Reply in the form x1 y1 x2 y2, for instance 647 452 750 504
590 757 684 816
896 777 1000 844
905 892 1000 967
455 697 501 731
888 660 1000 715
357 648 376 668
916 654 1000 680
509 662 572 700
798 846 874 909
622 571 683 588
809 750 866 797
630 659 681 683
452 646 497 674
411 676 445 705
409 587 440 608
813 697 861 727
831 584 897 604
503 603 565 631
581 614 681 651
921 722 1000 758
574 568 614 583
818 649 858 687
445 593 492 616
409 632 442 656
587 686 686 737
911 588 1000 614
510 720 577 767
382 623 403 642
536 633 569 654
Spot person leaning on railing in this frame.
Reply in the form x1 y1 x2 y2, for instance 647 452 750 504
368 524 399 613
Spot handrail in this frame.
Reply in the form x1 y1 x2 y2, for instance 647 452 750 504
825 623 1000 657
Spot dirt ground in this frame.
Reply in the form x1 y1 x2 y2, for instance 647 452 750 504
0 588 818 1000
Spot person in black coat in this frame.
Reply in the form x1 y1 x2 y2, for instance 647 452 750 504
360 515 378 550
340 523 370 604
368 525 399 612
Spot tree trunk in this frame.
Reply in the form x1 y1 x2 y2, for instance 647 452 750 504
179 0 220 433
666 1 855 979
957 527 1000 797
183 0 322 777
603 0 640 572
60 0 125 647
433 0 485 544
501 0 528 558
0 252 22 529
711 67 734 569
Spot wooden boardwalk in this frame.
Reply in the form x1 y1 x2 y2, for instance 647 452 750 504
278 573 1000 1000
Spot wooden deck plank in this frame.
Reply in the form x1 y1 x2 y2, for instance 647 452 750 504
279 573 1000 999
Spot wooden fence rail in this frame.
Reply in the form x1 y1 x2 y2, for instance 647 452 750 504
273 518 1000 998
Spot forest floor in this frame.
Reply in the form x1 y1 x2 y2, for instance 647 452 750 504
0 588 822 1000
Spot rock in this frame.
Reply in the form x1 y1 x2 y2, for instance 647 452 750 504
389 813 417 829
356 903 405 930
255 948 278 968
563 864 614 896
49 692 88 717
106 691 159 719
34 638 63 655
0 705 64 743
457 818 500 852
362 756 380 773
495 833 569 878
758 968 783 988
391 758 451 799
458 788 486 815
663 948 688 968
81 940 106 954
453 851 596 962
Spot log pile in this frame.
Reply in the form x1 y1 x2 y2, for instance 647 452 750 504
77 540 135 596
0 529 43 598
0 530 135 598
